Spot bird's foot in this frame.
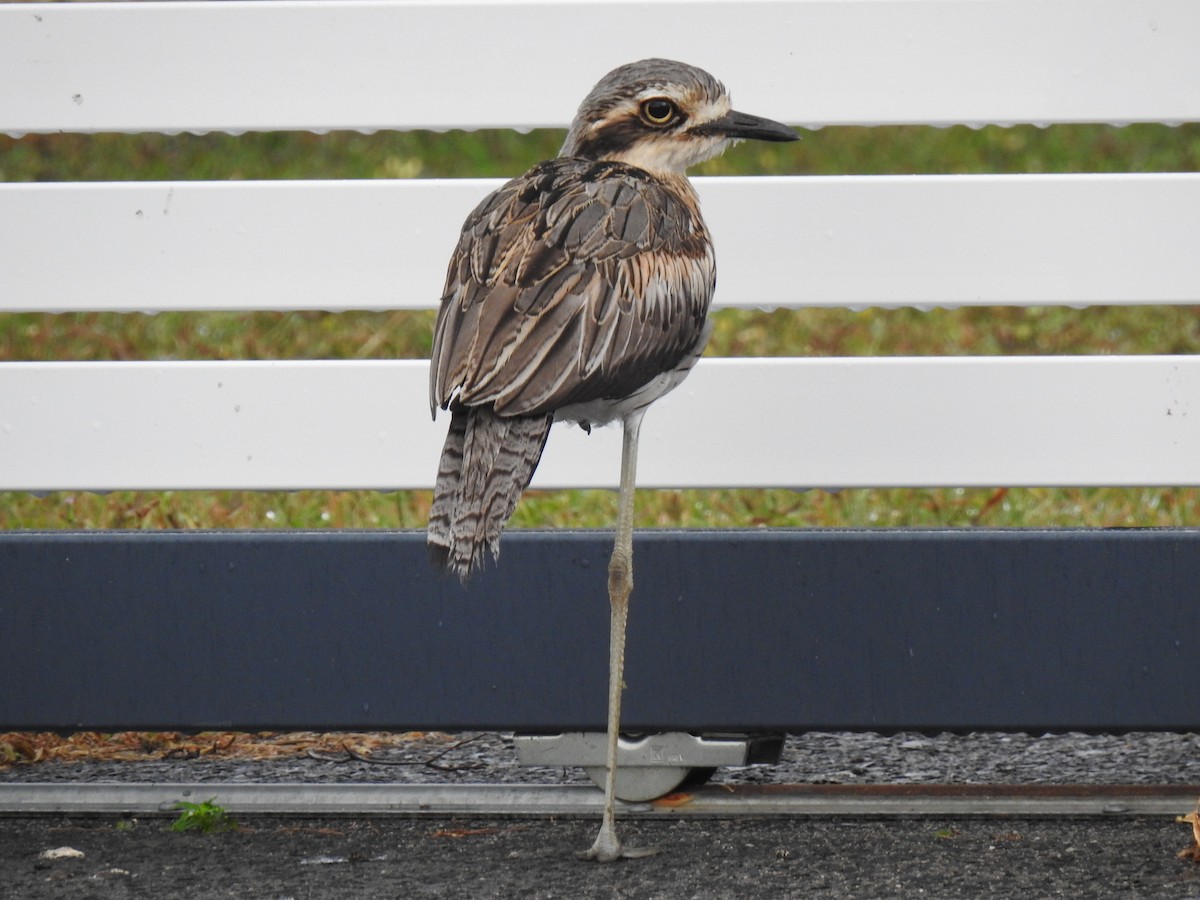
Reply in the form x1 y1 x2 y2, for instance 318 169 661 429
576 843 660 862
577 824 661 862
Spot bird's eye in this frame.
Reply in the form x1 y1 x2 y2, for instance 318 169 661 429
640 98 677 125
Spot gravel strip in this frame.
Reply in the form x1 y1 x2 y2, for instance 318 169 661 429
4 731 1199 787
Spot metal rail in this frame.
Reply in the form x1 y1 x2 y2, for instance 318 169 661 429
2 783 1196 818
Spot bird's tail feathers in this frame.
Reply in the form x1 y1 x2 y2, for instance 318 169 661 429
428 407 553 583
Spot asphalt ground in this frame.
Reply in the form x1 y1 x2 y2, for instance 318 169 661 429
6 814 1200 898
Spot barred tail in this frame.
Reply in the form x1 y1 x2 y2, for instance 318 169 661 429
428 407 554 583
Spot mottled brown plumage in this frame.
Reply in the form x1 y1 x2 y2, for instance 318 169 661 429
428 156 715 578
427 58 796 860
431 160 713 420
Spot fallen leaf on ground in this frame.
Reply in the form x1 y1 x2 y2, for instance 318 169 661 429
431 827 503 839
651 792 696 808
0 731 438 767
1175 801 1200 861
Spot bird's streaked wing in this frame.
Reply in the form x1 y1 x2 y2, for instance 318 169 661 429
430 158 715 418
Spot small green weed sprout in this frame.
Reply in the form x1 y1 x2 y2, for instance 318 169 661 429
170 797 238 834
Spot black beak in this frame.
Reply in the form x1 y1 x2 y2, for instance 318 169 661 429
699 109 799 143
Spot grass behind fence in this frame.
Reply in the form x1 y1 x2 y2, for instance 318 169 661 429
2 124 1200 531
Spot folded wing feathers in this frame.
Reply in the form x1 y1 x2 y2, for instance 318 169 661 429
428 158 715 578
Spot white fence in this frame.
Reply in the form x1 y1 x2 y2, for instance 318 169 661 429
3 0 1200 494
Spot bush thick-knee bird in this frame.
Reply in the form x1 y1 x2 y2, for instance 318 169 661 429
429 58 796 861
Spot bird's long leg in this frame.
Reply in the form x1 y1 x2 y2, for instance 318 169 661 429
580 410 659 862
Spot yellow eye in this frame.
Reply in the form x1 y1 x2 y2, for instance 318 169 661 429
640 98 677 125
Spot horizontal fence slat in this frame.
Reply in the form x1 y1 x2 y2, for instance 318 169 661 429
4 529 1198 732
5 174 1200 313
3 0 1199 134
3 356 1200 492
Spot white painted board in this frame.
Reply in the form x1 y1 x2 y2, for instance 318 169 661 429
4 174 1200 313
3 1 1199 134
2 356 1198 492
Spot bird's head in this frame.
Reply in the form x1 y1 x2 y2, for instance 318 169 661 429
560 58 797 175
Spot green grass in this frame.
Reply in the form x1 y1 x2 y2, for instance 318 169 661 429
2 124 1199 532
6 124 1200 183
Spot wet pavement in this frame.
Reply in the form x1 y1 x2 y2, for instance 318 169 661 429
5 813 1200 898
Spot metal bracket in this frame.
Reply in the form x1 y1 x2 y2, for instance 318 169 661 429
514 732 784 801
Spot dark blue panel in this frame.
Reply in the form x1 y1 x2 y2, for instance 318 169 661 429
1 529 1197 732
